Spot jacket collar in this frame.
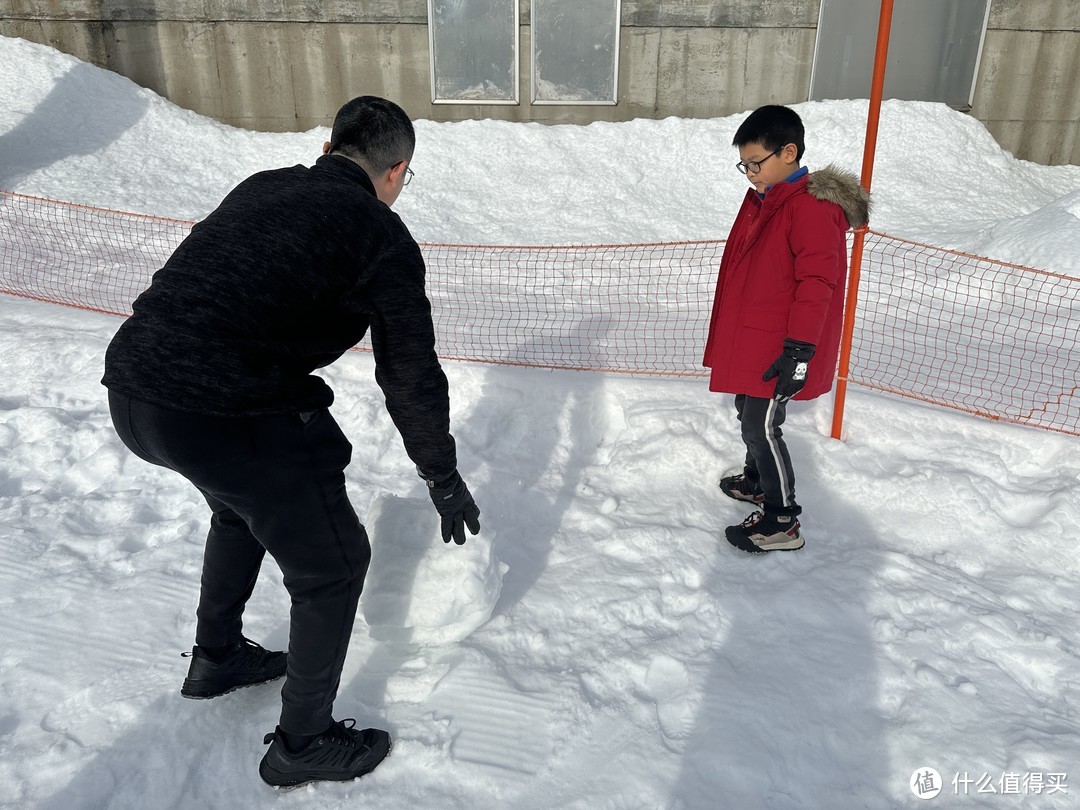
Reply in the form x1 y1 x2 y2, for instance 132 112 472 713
737 176 808 262
316 154 377 197
747 173 807 216
754 166 809 200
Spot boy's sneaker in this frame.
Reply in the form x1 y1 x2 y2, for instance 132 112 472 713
259 719 392 788
180 637 287 699
719 473 765 505
725 511 805 553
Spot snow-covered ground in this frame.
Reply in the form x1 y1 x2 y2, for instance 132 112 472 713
1 34 1079 809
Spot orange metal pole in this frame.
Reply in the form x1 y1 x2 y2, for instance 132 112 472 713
831 0 895 440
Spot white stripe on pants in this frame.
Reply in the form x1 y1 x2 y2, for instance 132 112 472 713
734 393 800 515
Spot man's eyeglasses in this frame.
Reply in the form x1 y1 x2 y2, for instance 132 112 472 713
735 148 781 175
403 166 414 186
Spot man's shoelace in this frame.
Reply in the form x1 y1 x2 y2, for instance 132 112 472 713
235 638 270 664
324 719 359 748
181 637 270 663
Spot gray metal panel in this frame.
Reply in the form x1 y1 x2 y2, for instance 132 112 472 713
810 0 991 108
428 0 519 103
531 0 621 104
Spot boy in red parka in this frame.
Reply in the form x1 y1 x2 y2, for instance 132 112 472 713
703 105 869 553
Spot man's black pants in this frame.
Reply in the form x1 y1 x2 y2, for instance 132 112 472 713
734 394 801 516
109 391 370 736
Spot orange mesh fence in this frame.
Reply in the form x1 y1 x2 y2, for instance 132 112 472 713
1 189 1077 436
850 231 1078 435
0 191 192 316
421 241 718 375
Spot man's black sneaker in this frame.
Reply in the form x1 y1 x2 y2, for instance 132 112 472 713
180 637 287 699
719 473 765 505
725 510 805 553
259 719 392 788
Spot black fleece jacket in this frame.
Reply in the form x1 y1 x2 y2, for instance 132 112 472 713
102 154 456 480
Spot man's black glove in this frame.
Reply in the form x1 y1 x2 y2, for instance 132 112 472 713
425 470 481 545
762 339 816 402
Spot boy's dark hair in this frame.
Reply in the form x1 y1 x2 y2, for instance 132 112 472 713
329 96 415 175
733 105 805 161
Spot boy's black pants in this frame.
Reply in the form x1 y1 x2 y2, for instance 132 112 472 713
734 394 801 516
108 391 370 736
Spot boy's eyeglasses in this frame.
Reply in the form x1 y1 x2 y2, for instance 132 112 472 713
735 149 781 175
403 166 414 186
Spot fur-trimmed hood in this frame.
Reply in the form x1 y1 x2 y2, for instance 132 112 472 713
807 165 871 229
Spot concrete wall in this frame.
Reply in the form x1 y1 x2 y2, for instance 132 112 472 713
973 0 1080 166
1 1 1077 165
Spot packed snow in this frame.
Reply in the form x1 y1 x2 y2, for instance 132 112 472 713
1 33 1079 810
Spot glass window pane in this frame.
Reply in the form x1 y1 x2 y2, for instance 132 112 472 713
810 0 991 109
429 0 519 104
532 0 621 105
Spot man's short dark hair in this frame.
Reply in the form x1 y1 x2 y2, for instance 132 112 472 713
329 96 416 175
733 105 805 161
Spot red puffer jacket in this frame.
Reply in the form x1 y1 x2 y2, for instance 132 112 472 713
703 166 870 400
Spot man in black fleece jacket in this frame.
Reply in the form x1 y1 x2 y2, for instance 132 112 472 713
103 96 480 788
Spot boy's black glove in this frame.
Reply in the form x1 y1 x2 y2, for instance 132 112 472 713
762 339 816 402
425 470 481 545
